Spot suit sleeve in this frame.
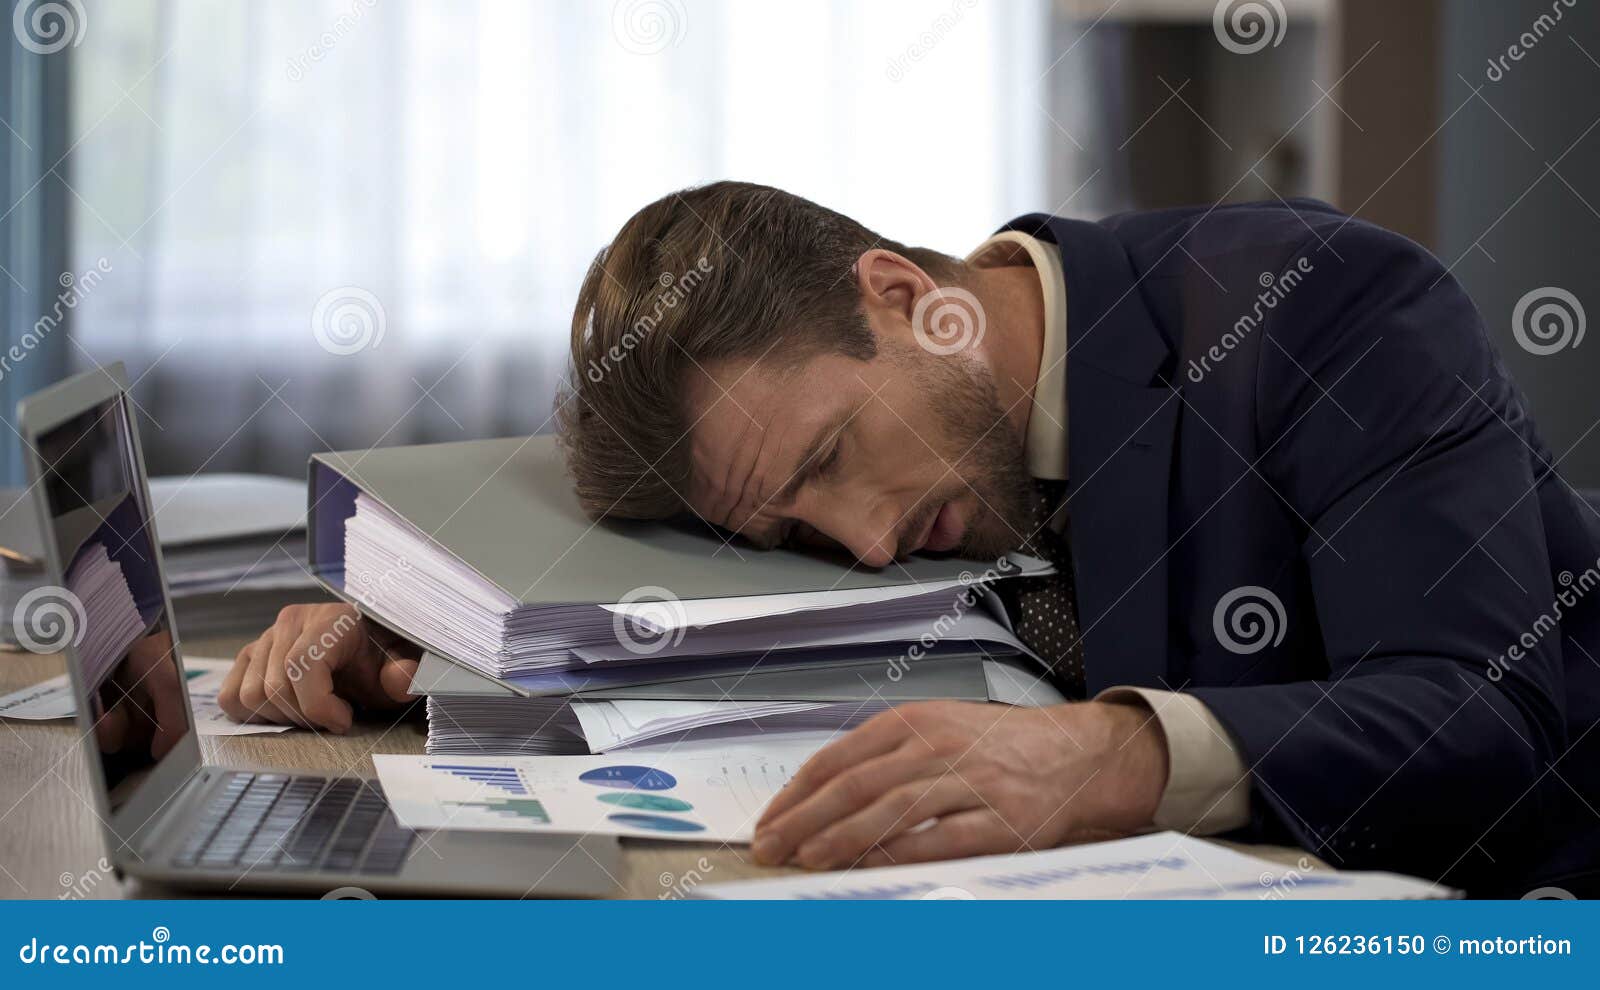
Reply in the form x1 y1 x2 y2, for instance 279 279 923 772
1187 223 1566 885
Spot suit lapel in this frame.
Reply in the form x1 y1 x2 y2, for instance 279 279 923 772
1067 367 1179 692
998 214 1179 692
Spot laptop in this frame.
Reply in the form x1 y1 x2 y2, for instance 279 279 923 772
17 365 621 897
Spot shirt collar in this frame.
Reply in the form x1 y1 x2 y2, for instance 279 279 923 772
965 231 1069 480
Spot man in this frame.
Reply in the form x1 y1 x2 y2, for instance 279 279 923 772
222 182 1600 896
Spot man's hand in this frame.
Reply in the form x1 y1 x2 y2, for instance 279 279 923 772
217 603 419 733
95 629 187 761
752 700 1169 870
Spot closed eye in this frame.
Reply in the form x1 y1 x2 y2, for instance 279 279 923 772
816 442 841 477
781 521 829 550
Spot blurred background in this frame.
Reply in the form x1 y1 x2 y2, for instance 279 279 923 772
2 0 1597 486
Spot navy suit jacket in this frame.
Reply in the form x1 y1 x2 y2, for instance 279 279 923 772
1000 201 1600 895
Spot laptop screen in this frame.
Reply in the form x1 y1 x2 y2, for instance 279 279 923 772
35 394 191 810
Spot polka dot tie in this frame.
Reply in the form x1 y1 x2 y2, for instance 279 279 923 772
993 477 1087 699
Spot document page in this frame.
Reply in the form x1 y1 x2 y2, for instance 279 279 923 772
374 742 820 842
692 832 1456 900
0 656 289 736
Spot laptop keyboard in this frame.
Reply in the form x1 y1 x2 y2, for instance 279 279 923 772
172 772 416 875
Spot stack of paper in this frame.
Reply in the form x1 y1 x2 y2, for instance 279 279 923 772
343 493 1043 677
423 695 585 755
308 435 1064 764
148 475 326 637
162 540 309 596
410 634 1066 758
422 693 887 756
572 697 888 750
62 542 146 690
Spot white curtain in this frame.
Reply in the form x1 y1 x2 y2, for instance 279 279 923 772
68 0 1049 476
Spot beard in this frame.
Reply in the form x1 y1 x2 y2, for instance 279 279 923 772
891 342 1036 561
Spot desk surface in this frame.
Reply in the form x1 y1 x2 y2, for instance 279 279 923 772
0 639 1320 899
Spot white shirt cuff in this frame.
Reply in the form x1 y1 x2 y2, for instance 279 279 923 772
1097 686 1252 835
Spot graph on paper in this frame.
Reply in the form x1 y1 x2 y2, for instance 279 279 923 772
374 744 821 842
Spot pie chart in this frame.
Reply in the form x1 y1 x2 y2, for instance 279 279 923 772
608 813 706 833
598 792 694 813
579 765 678 790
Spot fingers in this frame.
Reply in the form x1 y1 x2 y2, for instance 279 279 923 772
263 628 314 729
285 629 354 734
140 644 188 759
752 744 935 865
217 643 252 722
756 711 913 828
857 808 1014 868
377 650 420 705
792 774 981 870
234 632 292 725
93 692 130 754
218 605 367 731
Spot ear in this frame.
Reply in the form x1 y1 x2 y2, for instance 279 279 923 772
853 248 938 346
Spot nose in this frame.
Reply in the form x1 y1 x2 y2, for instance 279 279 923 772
796 500 900 568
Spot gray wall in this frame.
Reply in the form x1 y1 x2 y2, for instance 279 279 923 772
1438 0 1600 486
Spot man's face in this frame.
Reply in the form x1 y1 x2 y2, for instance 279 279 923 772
684 338 1034 568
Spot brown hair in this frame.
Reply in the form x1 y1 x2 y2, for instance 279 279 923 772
558 181 960 520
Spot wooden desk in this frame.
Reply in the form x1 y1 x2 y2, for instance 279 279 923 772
0 639 1321 899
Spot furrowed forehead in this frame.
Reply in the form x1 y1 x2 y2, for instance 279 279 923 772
682 355 854 533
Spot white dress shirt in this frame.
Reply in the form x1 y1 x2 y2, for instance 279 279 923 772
968 231 1252 834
